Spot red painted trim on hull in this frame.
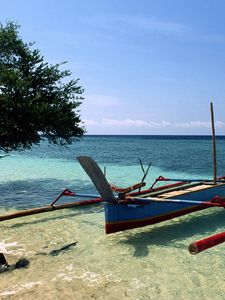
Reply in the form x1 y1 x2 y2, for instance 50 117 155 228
105 205 208 234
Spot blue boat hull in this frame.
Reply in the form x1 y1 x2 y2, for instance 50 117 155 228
104 183 225 233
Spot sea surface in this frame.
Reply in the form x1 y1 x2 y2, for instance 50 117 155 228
1 135 225 299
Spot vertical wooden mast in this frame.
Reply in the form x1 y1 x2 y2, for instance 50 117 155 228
210 102 217 184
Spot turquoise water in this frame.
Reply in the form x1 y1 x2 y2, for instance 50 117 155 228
1 135 225 299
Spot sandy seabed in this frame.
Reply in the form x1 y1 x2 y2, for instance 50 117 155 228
1 205 225 300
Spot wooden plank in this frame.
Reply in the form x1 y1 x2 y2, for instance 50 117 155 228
159 183 223 199
185 185 212 192
159 190 192 198
142 182 200 198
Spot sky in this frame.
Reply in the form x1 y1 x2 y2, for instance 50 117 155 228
1 0 225 135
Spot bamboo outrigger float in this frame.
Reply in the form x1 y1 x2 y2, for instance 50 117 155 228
189 231 225 254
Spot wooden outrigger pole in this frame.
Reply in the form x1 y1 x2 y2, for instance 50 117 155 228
0 190 102 222
0 199 103 222
210 102 217 184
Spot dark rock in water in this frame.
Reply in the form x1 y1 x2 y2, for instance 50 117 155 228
0 265 9 273
0 255 29 274
0 253 8 266
15 258 30 269
50 242 78 256
36 242 78 256
0 253 9 273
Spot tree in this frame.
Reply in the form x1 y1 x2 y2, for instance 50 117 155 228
0 21 85 152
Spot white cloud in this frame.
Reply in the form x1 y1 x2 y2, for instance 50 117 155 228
102 119 151 128
174 121 225 129
174 121 211 128
83 118 225 129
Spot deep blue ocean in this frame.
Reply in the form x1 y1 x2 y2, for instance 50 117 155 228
1 135 225 209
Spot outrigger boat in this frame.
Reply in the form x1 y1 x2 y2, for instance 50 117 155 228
77 156 225 235
75 102 225 254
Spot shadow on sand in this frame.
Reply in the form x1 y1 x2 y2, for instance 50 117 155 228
118 208 225 257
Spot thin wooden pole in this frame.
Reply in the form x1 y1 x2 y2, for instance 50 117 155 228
0 198 102 222
210 102 217 184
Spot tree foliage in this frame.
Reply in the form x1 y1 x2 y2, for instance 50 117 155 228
0 21 85 152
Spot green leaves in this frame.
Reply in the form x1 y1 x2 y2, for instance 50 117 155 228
0 21 85 152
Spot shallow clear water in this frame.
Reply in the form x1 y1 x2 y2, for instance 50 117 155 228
1 135 225 299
